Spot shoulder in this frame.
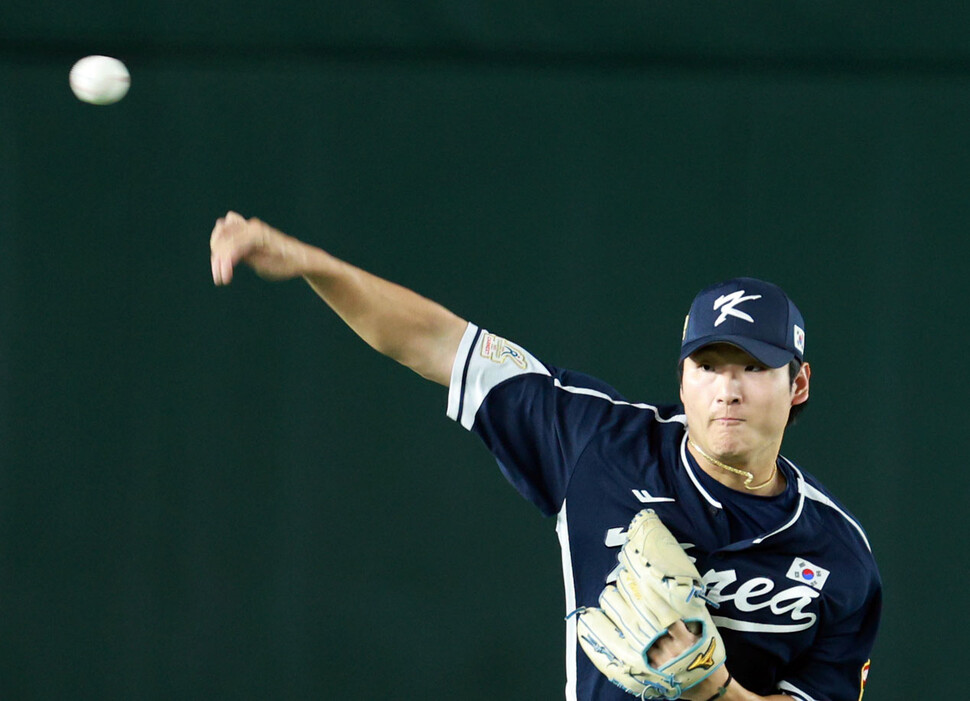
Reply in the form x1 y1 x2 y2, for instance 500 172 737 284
510 366 687 431
454 324 687 444
786 459 880 576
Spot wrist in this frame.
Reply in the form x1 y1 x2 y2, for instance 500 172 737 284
701 666 737 701
301 243 340 280
703 670 732 701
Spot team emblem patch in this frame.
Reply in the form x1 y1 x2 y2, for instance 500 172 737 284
481 333 528 369
793 324 806 354
786 557 830 591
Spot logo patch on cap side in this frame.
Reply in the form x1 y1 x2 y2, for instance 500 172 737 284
793 325 806 354
786 557 830 591
712 291 762 327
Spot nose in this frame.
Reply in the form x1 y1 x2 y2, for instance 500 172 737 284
713 368 742 405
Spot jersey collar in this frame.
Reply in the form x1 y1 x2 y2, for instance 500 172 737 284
679 434 810 545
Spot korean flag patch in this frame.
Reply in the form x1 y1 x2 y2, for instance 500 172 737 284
787 557 830 591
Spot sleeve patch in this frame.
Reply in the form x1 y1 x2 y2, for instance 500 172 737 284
858 659 870 700
446 324 549 430
481 333 528 368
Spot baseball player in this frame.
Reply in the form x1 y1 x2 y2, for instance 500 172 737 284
210 212 881 701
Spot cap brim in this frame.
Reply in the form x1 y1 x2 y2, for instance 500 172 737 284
679 335 795 368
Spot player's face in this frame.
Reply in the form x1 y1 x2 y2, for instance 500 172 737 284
680 344 809 467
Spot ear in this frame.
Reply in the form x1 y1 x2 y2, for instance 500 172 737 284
678 358 688 403
791 361 811 406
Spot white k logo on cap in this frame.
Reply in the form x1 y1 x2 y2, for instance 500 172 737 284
712 290 763 327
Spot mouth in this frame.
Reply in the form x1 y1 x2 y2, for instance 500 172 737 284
713 417 745 425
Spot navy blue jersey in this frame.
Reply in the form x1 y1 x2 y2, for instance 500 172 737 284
447 325 881 701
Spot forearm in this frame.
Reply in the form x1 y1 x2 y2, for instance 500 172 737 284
210 212 467 386
723 688 792 701
299 244 467 385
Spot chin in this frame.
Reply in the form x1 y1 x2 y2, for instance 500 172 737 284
709 438 749 462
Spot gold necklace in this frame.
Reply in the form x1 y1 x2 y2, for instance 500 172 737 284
688 440 777 491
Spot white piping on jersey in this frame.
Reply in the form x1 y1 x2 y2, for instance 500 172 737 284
681 445 873 554
447 322 483 425
796 467 873 553
777 680 819 701
551 379 688 424
759 458 872 553
680 434 724 509
556 502 578 701
449 323 688 429
751 460 806 544
682 434 815 545
682 435 808 543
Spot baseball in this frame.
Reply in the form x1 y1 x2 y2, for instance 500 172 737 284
69 55 130 105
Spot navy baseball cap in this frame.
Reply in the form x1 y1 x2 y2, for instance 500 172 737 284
679 278 806 368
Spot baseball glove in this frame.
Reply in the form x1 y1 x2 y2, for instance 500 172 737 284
574 509 725 699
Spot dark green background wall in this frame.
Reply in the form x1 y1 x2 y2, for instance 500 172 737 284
2 4 965 698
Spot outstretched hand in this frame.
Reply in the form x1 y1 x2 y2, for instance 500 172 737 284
209 211 308 285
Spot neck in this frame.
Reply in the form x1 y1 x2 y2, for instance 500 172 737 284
687 439 785 496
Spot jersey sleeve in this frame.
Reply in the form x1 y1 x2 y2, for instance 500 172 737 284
446 323 628 516
776 573 882 701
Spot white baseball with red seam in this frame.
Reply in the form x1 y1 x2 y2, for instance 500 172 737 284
69 55 130 105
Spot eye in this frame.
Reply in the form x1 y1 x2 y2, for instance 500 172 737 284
745 364 766 372
700 363 714 371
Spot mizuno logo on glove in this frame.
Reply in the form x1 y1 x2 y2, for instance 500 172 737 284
686 638 719 671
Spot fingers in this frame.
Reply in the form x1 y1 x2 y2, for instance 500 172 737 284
210 254 221 285
647 620 700 668
211 252 234 286
209 210 299 285
667 619 701 644
209 211 250 285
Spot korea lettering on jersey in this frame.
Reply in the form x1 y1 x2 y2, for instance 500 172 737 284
447 324 882 701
